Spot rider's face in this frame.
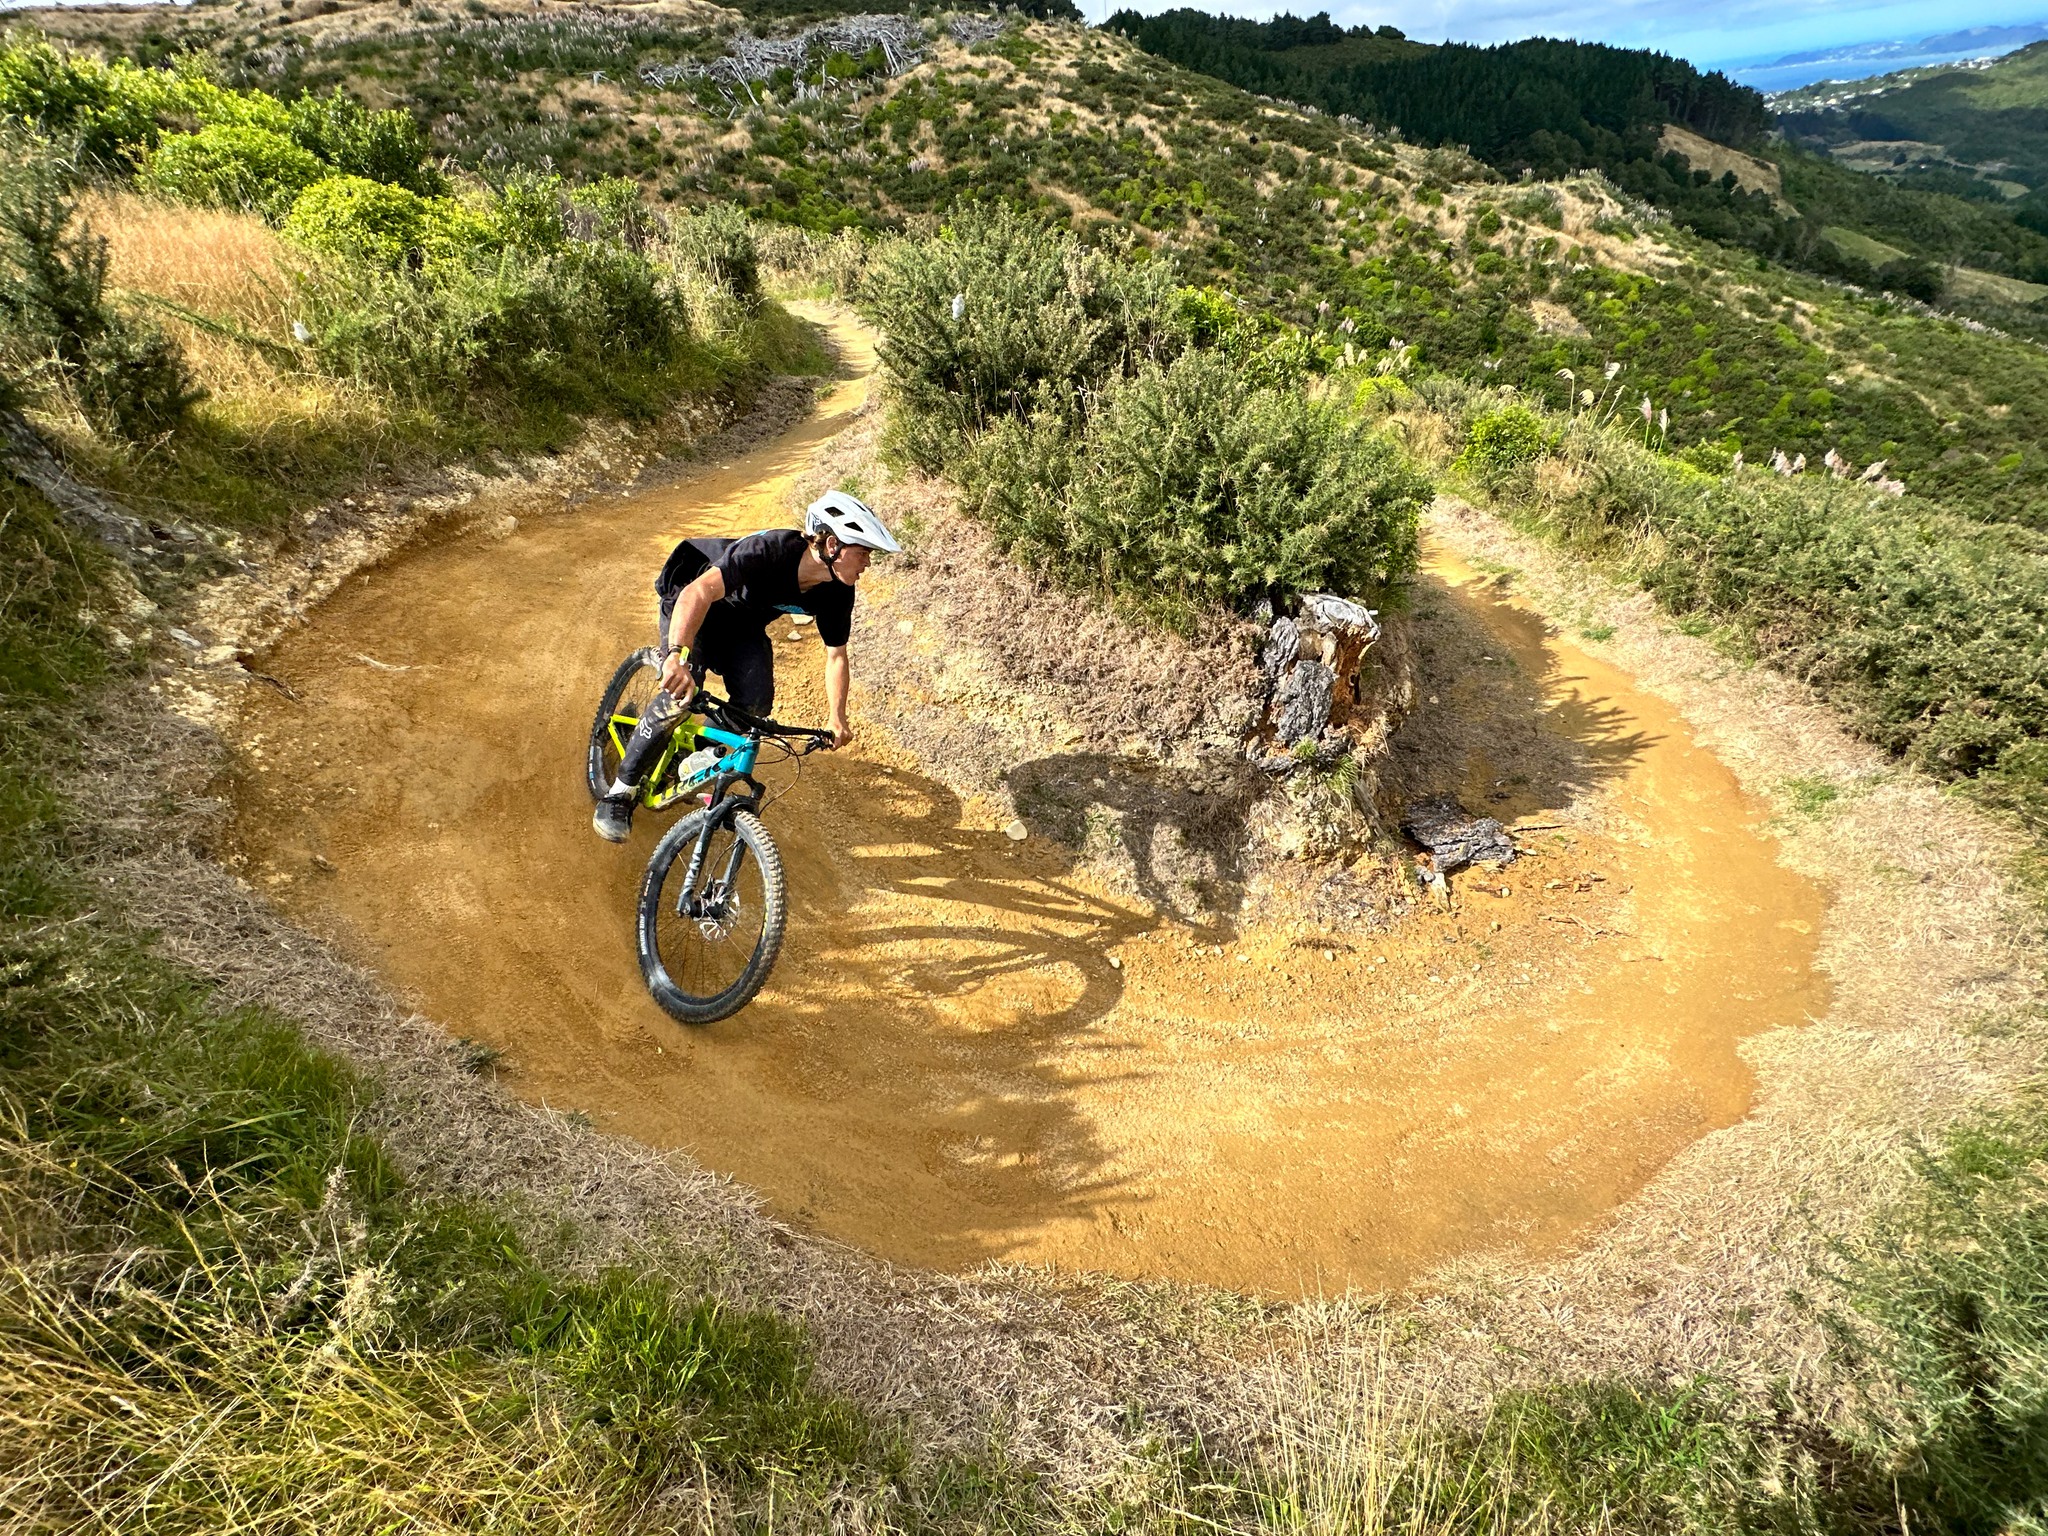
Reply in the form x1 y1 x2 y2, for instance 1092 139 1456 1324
830 542 873 584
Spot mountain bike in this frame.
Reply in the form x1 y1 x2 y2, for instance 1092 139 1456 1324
587 647 835 1024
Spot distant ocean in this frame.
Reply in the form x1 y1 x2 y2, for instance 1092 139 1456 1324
1732 20 2048 93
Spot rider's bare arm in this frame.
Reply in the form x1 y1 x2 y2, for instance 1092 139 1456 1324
824 644 853 748
661 567 725 697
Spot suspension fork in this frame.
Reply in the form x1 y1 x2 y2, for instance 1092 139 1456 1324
674 781 763 916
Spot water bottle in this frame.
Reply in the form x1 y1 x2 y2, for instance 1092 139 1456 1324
677 742 722 785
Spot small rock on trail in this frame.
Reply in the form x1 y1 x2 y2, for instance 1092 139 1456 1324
1402 793 1517 872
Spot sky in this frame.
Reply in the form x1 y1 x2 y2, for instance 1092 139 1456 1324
1088 0 2048 76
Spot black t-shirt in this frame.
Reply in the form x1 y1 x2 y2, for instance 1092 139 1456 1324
655 529 855 647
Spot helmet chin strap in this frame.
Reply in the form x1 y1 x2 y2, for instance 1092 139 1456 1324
822 534 855 584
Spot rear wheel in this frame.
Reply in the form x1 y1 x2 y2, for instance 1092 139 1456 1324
638 808 787 1024
588 647 661 801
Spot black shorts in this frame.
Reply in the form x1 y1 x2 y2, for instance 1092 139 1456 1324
657 592 775 716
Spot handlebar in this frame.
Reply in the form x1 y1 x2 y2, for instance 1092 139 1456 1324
694 690 837 750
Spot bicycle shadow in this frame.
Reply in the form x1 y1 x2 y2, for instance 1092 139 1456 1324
678 558 1665 1276
714 753 1166 1265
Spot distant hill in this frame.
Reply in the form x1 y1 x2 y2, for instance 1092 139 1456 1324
1107 8 2048 306
1103 11 1771 165
1774 38 2048 203
1735 20 2048 93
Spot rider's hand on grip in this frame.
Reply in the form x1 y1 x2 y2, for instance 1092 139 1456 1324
660 650 696 702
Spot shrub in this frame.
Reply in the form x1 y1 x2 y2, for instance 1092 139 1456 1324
487 167 569 254
297 238 683 407
963 347 1426 618
669 200 760 302
0 153 200 438
284 174 434 267
568 174 653 246
0 37 158 166
862 203 1182 470
1497 410 2048 823
1876 256 1945 303
1457 402 1556 488
284 89 438 194
141 124 325 219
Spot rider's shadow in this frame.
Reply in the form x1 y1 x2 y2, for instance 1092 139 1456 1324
761 757 1171 1252
1000 753 1254 939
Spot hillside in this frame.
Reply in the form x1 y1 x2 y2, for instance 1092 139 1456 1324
14 0 2048 527
1105 7 2048 323
1774 39 2048 198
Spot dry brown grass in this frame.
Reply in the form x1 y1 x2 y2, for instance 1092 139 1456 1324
84 190 294 335
79 190 378 430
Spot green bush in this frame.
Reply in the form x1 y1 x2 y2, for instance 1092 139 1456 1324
669 200 761 301
284 89 438 195
0 38 434 199
0 36 158 166
862 203 1183 470
0 153 200 438
285 174 437 267
487 167 569 254
964 347 1426 618
1456 402 1557 488
568 174 653 247
1497 410 2048 824
141 124 326 218
297 239 683 407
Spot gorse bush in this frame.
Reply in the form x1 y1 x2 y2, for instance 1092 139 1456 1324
863 202 1184 470
668 200 761 302
142 123 326 218
297 238 683 408
1440 390 2048 825
0 149 199 437
0 35 436 197
1456 402 1555 489
281 88 438 195
285 174 444 267
867 206 1421 618
966 348 1424 616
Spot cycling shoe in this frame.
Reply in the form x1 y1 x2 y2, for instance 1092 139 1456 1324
592 792 635 843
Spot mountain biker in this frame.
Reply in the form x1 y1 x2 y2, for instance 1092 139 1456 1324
592 490 899 843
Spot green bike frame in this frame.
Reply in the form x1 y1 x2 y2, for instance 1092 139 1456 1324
601 710 761 812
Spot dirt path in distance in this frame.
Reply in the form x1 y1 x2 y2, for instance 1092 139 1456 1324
228 310 1827 1297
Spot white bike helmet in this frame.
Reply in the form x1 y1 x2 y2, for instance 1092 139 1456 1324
804 490 900 554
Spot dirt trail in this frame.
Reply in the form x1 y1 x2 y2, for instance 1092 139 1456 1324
229 310 1828 1297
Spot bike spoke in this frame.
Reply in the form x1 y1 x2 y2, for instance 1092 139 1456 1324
653 823 767 1003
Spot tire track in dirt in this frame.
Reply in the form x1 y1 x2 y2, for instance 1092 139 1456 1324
227 308 1828 1297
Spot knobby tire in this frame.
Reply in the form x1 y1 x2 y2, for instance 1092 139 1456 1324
638 807 788 1024
588 647 661 801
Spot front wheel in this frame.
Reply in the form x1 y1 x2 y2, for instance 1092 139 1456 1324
588 647 661 801
638 808 788 1024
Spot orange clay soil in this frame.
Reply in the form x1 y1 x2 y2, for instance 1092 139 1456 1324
228 312 1828 1297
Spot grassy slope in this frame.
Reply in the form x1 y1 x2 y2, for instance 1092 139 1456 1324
27 191 829 535
57 6 2048 527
